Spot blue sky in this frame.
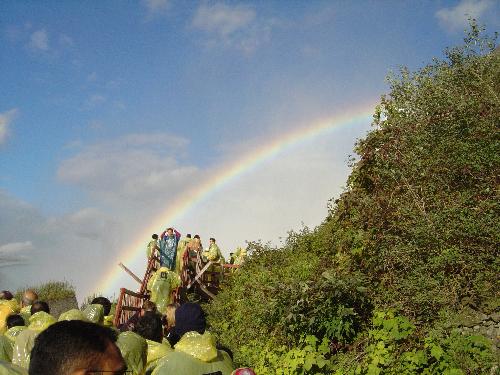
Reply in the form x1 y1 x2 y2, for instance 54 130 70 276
1 0 499 299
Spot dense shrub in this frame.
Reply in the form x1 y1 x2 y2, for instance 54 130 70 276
325 22 499 319
207 23 499 372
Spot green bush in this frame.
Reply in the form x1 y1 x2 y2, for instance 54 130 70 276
333 310 497 375
15 281 75 301
207 22 499 372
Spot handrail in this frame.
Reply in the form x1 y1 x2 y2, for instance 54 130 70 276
113 288 146 327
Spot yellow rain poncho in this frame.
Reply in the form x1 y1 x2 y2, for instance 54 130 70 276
83 304 104 324
0 327 26 362
17 307 30 328
0 336 10 363
12 312 56 369
203 243 223 262
0 360 28 375
116 331 147 375
145 339 172 373
234 248 247 266
103 314 115 327
151 331 233 375
58 309 87 322
147 267 180 314
175 237 191 274
0 300 19 335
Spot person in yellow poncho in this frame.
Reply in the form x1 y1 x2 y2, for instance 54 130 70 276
116 331 147 375
29 320 126 374
134 311 173 373
0 315 26 362
147 267 180 315
18 290 38 326
202 238 224 263
12 302 56 369
152 303 233 375
234 247 248 266
146 234 160 259
0 360 28 375
175 234 191 274
0 299 19 335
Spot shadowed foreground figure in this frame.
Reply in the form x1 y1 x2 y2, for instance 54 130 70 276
29 320 126 375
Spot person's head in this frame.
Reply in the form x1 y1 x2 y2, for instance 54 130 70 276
0 290 13 300
174 303 206 337
6 314 25 329
152 234 158 240
209 237 216 244
134 312 163 343
165 303 179 328
194 234 200 239
140 300 156 317
166 228 173 236
91 297 112 316
22 290 38 307
29 320 126 375
31 301 50 315
186 234 192 238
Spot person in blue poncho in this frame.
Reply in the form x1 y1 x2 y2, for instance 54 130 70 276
159 228 181 270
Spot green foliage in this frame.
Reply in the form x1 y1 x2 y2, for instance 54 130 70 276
207 23 499 373
207 234 371 366
249 335 333 375
334 310 496 375
326 21 500 319
15 281 75 301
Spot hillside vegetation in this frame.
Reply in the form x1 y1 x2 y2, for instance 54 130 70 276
207 23 499 374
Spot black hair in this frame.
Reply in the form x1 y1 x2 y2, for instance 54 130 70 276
134 311 163 343
194 234 200 239
0 290 13 300
210 237 216 242
152 233 158 239
29 320 119 375
6 314 25 329
31 301 50 315
186 234 192 238
91 296 112 316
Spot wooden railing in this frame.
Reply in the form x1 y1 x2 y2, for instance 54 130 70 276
113 288 146 328
139 254 160 294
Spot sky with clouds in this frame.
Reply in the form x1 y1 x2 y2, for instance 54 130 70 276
1 0 499 300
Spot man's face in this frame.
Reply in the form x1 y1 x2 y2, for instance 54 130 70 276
167 229 173 236
209 239 214 244
72 341 127 374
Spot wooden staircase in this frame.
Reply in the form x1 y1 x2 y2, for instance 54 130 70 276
114 248 240 327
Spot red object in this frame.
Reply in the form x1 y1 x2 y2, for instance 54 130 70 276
233 368 256 375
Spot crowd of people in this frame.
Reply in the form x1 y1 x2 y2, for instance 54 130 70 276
0 289 255 374
0 227 251 374
144 229 248 315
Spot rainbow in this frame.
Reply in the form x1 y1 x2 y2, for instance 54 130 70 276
94 103 375 296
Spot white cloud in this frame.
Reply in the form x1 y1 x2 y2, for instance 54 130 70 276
0 190 122 299
0 109 18 145
29 29 49 51
191 3 274 53
193 3 256 37
0 241 33 253
143 0 170 14
58 133 197 206
436 0 494 31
